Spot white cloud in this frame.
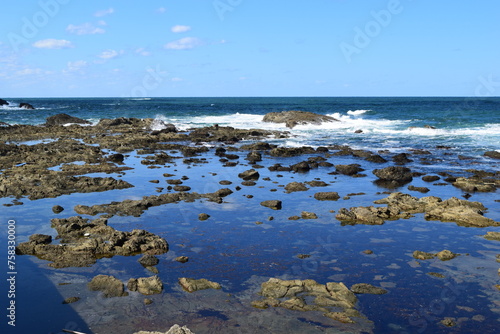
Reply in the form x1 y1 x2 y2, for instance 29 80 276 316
135 48 151 56
32 39 74 49
94 8 114 17
67 22 105 35
171 77 183 82
171 25 191 33
67 60 88 72
156 7 167 14
164 37 202 50
98 49 123 60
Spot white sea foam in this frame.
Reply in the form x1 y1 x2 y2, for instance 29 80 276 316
347 109 370 115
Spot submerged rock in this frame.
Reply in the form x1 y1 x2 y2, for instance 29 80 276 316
262 110 339 128
314 192 340 201
350 283 388 295
88 275 128 298
45 113 90 126
260 200 282 210
413 249 459 261
19 102 35 110
285 182 309 193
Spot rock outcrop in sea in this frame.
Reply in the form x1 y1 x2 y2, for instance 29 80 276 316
263 110 339 128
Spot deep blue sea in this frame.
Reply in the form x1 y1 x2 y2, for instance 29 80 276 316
0 97 499 334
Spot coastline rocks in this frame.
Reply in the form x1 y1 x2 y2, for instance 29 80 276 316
0 98 8 106
453 174 498 192
178 277 221 292
138 254 159 267
412 250 459 261
88 275 128 298
16 216 169 268
336 206 398 225
127 276 163 295
262 110 339 129
484 151 500 159
483 232 500 241
335 164 365 176
238 169 260 181
260 200 282 210
134 324 194 334
19 102 35 110
45 113 91 126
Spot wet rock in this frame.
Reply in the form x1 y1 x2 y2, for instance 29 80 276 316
435 250 459 261
373 166 413 182
19 102 35 110
238 169 260 181
246 151 262 162
314 192 340 201
365 154 388 163
301 211 318 219
484 151 500 159
269 146 315 157
45 113 90 126
305 180 328 187
290 161 312 173
288 216 301 220
335 164 365 176
88 275 128 297
297 254 311 259
284 182 309 193
336 206 398 225
260 200 282 210
453 176 497 193
422 175 440 182
62 297 80 304
407 185 430 193
350 283 388 295
482 231 500 241
392 153 413 164
175 256 189 263
127 276 163 295
263 110 338 128
178 277 221 292
413 251 436 260
0 98 8 105
198 213 210 221
440 317 457 327
138 254 159 267
16 216 168 268
134 324 194 334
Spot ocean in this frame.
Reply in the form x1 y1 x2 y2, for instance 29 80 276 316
1 97 499 334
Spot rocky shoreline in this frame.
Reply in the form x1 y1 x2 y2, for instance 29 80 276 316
3 113 499 333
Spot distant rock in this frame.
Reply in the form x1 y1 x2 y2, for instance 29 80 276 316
45 113 91 126
263 110 339 128
19 102 35 110
484 151 500 159
0 99 8 106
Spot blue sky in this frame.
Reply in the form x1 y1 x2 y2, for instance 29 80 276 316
0 0 499 97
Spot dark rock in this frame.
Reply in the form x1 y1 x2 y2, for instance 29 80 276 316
365 155 388 163
422 175 440 182
52 205 64 214
305 180 328 187
392 153 413 164
484 151 500 159
335 164 364 176
262 110 339 128
175 256 189 263
260 200 282 210
45 113 91 126
198 213 210 221
29 234 52 244
314 192 340 201
238 169 260 181
0 99 8 106
301 211 318 219
246 151 262 162
290 161 311 173
407 185 430 193
62 297 80 304
108 153 125 163
88 275 128 297
350 283 388 295
19 103 35 110
173 185 191 192
373 166 413 182
269 146 315 157
138 254 159 266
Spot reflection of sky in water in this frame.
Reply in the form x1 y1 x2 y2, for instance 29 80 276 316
2 149 499 333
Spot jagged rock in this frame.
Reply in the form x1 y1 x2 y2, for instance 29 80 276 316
269 146 316 157
301 211 318 219
336 206 399 225
127 276 163 295
0 98 8 106
134 324 194 334
260 200 282 210
138 254 159 267
45 113 90 126
16 216 168 268
263 110 339 128
453 176 497 192
412 251 436 260
88 275 128 297
19 102 35 109
178 277 221 292
484 151 500 159
314 192 340 201
373 166 413 182
285 182 309 193
350 283 388 295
